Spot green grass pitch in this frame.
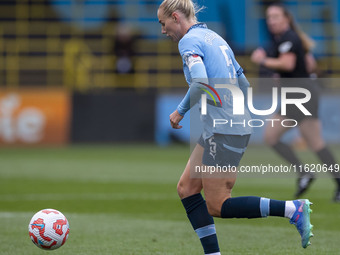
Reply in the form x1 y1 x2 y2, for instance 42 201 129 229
1 144 340 254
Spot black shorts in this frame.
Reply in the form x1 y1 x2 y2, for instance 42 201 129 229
279 80 320 122
198 134 251 167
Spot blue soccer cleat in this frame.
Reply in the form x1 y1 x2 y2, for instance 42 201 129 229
290 199 313 248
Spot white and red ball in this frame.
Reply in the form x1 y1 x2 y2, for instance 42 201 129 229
28 209 69 250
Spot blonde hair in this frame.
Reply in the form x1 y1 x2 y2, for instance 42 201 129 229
268 3 315 52
159 0 204 22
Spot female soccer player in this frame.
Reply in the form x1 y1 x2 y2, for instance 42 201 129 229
157 0 313 254
251 3 340 202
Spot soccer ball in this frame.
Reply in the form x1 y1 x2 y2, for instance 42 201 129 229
28 209 70 250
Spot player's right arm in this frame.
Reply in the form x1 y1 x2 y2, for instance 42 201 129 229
170 60 208 129
176 57 208 116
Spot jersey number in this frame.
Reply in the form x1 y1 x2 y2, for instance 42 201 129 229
219 45 237 82
219 45 237 105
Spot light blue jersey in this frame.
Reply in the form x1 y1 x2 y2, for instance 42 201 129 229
177 23 252 138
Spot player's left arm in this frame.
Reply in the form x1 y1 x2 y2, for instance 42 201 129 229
238 73 250 99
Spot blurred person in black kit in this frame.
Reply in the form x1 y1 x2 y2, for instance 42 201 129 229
251 3 340 202
113 23 136 74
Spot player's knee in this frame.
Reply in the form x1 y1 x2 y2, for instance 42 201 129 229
205 199 221 217
264 131 278 146
176 180 186 199
309 139 325 152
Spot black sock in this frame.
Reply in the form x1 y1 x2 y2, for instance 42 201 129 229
316 147 340 188
220 196 285 218
272 142 305 176
181 193 220 254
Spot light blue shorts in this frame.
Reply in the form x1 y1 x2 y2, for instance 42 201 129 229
198 134 251 167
